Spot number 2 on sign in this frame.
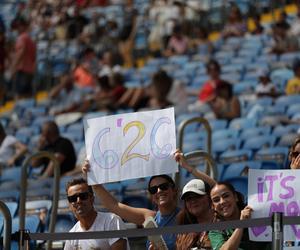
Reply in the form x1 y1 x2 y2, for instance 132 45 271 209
121 121 150 165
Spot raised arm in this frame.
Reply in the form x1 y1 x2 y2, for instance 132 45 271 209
83 160 155 225
174 149 216 187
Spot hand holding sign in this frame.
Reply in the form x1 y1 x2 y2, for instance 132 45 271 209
85 108 177 184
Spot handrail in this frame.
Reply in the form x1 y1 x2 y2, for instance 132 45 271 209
177 117 212 186
0 201 12 250
19 151 60 250
184 150 218 181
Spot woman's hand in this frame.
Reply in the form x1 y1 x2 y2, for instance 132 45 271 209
291 153 300 170
174 149 193 172
240 206 253 220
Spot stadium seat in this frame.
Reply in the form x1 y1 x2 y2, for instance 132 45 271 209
219 149 253 164
254 147 289 169
242 135 277 151
229 118 257 130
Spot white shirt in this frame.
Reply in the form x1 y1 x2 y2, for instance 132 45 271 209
0 135 18 164
64 212 129 250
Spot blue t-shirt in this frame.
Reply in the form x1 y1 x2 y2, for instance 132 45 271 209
146 207 180 250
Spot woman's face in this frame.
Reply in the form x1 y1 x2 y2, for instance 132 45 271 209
290 142 300 170
149 177 177 207
210 184 239 219
184 193 211 218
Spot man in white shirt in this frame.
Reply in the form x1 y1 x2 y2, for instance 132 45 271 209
64 178 129 250
0 123 27 167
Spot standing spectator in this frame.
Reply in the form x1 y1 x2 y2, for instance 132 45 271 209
0 123 28 168
209 182 271 250
10 17 36 99
64 178 128 250
31 121 76 178
286 59 300 95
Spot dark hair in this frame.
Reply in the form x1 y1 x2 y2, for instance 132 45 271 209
148 174 175 191
151 70 173 102
0 123 5 136
211 181 245 211
216 81 233 99
289 137 300 161
206 59 221 73
292 58 300 72
66 178 94 195
43 121 60 136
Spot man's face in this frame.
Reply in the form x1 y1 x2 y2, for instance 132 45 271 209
67 183 94 219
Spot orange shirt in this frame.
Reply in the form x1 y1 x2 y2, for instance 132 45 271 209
73 66 96 88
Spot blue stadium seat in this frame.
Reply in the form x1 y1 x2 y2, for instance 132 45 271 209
212 129 239 140
219 149 253 164
229 118 257 130
122 195 152 209
239 126 271 140
254 147 289 169
242 135 277 151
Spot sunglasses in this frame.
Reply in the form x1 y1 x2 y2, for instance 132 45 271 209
148 182 173 195
67 192 90 203
291 151 300 158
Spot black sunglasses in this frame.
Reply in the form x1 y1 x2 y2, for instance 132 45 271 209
291 151 300 158
67 192 90 203
148 182 173 195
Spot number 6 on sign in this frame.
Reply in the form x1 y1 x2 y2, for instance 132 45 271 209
85 107 177 184
121 121 150 166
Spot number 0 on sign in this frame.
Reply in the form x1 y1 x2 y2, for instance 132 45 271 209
85 108 178 184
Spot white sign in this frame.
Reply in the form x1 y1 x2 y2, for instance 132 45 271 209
85 108 177 184
248 169 300 242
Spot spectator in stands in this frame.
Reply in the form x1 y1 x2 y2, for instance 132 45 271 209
31 121 76 178
255 68 279 97
204 81 241 120
270 22 299 55
48 74 84 115
189 26 214 57
118 0 138 67
222 5 247 39
176 179 214 250
286 58 300 95
64 178 128 250
66 6 89 39
251 13 264 35
290 3 300 36
73 47 98 89
10 16 36 99
163 24 189 57
277 11 290 31
208 182 271 250
0 123 28 168
289 137 300 170
0 19 5 104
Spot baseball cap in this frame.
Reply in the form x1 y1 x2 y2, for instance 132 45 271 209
180 179 209 200
198 84 216 102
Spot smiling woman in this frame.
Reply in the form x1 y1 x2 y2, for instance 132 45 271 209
208 182 271 250
289 137 300 169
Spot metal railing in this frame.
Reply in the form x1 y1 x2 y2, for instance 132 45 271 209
19 151 60 250
0 201 12 250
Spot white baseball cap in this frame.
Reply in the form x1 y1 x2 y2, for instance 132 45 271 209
180 179 208 200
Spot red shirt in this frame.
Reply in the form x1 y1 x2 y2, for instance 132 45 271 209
15 32 36 74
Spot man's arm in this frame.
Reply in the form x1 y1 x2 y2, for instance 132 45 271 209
111 239 127 250
41 152 65 177
7 141 28 166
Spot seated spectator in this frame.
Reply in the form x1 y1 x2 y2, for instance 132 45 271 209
0 123 28 168
270 22 299 55
251 13 264 35
64 178 128 250
222 5 247 39
286 59 300 95
255 69 279 97
48 74 84 115
189 26 214 56
208 82 241 120
31 121 76 178
209 182 271 250
289 137 300 170
73 48 99 89
163 24 189 57
290 3 300 36
277 11 290 31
